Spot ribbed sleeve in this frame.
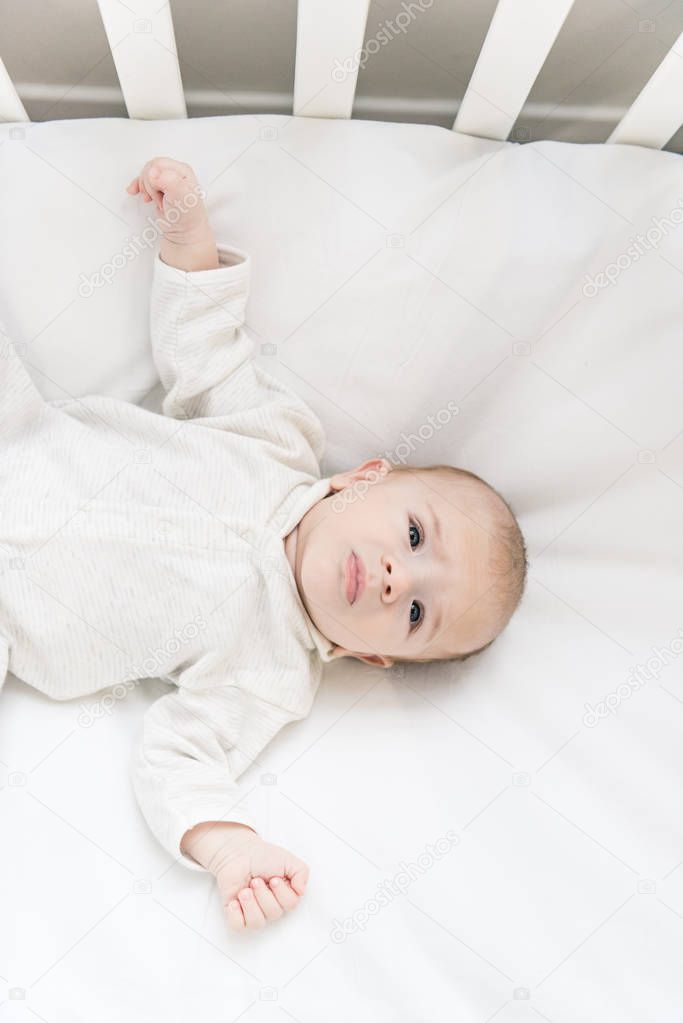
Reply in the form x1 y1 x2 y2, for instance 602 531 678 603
131 681 301 871
150 244 254 421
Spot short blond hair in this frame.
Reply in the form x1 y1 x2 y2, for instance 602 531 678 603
386 463 527 665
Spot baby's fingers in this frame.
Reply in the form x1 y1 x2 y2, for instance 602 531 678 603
268 876 300 912
249 877 284 922
288 860 309 897
146 165 185 201
126 176 155 207
226 898 246 931
237 886 266 929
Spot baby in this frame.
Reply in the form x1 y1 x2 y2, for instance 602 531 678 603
2 157 527 931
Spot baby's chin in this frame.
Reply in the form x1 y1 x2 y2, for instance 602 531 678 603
299 558 341 627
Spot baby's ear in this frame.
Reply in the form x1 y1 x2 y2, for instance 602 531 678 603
331 646 393 668
329 457 392 494
362 653 394 669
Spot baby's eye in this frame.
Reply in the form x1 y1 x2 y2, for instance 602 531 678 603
409 519 423 549
408 519 424 630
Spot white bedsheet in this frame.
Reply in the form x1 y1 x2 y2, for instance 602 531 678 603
1 113 682 1023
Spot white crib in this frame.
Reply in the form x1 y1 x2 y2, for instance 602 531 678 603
2 0 683 148
2 6 683 1023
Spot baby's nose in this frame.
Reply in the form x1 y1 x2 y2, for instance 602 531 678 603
381 555 409 603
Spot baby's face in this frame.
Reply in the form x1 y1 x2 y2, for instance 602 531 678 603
290 460 501 666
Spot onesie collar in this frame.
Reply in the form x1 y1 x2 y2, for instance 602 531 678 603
303 612 337 662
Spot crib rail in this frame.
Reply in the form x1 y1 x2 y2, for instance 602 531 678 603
0 57 28 122
453 0 575 141
294 0 370 118
607 29 683 148
96 0 186 120
1 0 682 150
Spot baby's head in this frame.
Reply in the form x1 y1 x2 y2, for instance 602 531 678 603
290 458 527 668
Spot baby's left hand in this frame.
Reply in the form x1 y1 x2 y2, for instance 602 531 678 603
215 834 310 931
125 157 209 247
181 821 309 931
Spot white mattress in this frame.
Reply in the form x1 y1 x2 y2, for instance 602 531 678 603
1 114 682 1022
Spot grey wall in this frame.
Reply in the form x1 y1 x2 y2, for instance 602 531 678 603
2 0 683 152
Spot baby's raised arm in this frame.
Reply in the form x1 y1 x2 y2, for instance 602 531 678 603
126 156 259 425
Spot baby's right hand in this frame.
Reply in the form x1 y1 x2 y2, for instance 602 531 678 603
181 821 309 931
125 157 208 246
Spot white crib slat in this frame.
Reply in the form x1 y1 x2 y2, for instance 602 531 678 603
96 0 186 119
294 0 371 118
0 57 29 122
607 30 683 149
454 0 575 140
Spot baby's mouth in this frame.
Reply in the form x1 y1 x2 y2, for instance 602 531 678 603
344 551 366 605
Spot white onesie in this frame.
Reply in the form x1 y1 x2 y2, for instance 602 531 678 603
0 243 335 869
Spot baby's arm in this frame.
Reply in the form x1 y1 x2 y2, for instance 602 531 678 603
132 680 310 932
126 156 259 424
125 157 325 472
